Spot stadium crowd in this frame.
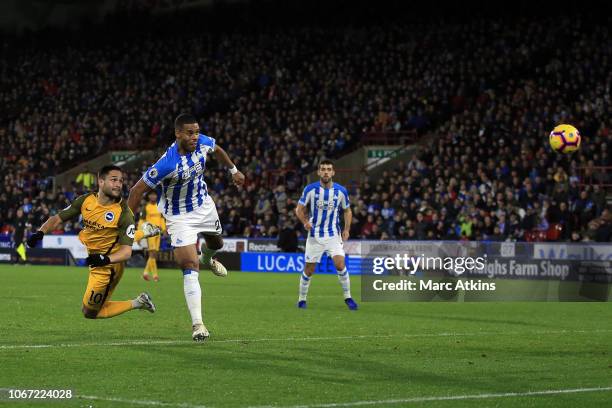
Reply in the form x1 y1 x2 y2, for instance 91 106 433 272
0 8 610 248
347 18 611 242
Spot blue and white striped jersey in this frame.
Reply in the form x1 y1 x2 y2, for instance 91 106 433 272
142 134 215 216
298 182 350 238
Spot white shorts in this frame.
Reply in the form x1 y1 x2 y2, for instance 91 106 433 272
304 235 345 263
164 195 221 247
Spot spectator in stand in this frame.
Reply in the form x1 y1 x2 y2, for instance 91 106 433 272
75 167 96 192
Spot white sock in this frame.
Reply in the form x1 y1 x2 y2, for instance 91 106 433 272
337 267 351 299
183 269 203 325
298 272 311 301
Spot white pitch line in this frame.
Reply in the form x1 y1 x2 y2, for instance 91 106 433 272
248 386 612 408
0 329 610 350
0 339 192 349
79 394 208 407
77 386 612 408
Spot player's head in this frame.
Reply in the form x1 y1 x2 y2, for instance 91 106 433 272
174 113 199 153
147 190 158 203
318 160 335 184
98 165 123 200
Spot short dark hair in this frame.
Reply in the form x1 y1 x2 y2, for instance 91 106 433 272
319 159 334 168
98 165 123 180
175 113 198 130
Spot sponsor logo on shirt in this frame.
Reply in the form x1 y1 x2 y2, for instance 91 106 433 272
174 162 204 180
316 200 335 210
126 224 135 239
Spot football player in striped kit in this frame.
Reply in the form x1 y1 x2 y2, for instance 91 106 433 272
295 160 358 310
128 113 245 341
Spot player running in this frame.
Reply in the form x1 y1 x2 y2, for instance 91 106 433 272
26 165 157 319
139 190 166 282
295 160 358 310
128 113 245 341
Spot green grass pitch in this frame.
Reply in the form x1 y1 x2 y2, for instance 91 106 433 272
0 264 611 407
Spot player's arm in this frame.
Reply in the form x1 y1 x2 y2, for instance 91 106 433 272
37 215 62 235
111 208 136 263
100 212 135 264
107 245 132 264
87 245 133 267
128 179 153 215
295 204 312 231
296 186 313 231
342 208 352 241
340 188 351 241
26 194 87 247
213 145 245 187
129 157 173 214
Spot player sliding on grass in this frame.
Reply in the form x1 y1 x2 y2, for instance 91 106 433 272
295 160 358 310
26 165 158 319
128 113 245 341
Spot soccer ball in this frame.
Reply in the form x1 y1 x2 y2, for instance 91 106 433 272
549 124 581 153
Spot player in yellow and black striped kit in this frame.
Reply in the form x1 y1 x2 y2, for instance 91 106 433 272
27 165 157 319
140 190 166 282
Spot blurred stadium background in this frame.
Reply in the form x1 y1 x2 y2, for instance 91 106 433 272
1 2 611 407
1 0 610 260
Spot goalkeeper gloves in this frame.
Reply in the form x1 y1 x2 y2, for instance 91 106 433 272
86 254 111 267
26 231 44 248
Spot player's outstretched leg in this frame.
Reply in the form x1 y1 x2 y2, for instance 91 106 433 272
192 323 210 342
175 244 211 341
84 303 133 319
90 293 156 318
183 268 210 341
297 263 316 308
200 235 227 277
134 292 156 313
83 265 156 319
297 272 310 308
333 255 358 310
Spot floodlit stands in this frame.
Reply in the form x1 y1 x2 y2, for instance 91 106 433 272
0 9 609 243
